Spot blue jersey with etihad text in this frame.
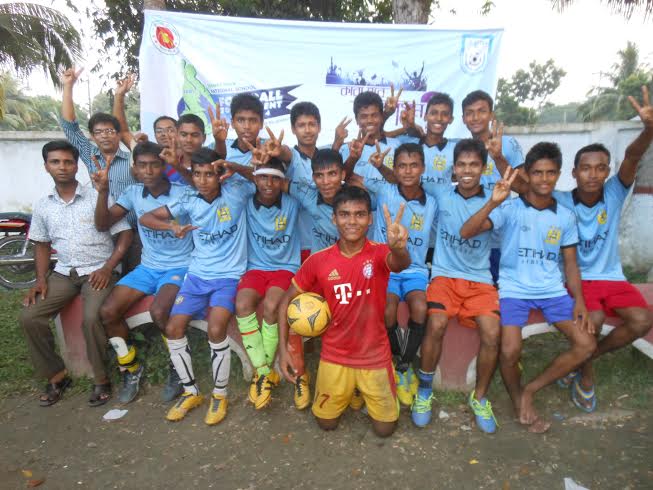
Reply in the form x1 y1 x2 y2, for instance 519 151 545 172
428 185 494 285
166 181 254 279
359 165 436 276
118 182 193 270
489 195 578 299
246 193 301 273
554 175 630 281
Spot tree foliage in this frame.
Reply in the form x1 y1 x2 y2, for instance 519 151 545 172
495 59 566 125
553 0 653 19
91 89 141 132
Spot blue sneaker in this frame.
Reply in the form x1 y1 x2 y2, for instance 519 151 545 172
411 391 433 427
468 391 497 434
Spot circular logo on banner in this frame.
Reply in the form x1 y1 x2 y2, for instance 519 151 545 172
150 20 180 54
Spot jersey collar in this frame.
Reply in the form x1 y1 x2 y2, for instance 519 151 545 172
293 145 313 161
571 188 605 207
399 185 427 205
231 139 250 154
520 194 557 213
419 137 449 151
142 179 171 198
253 193 282 210
317 192 333 207
196 188 222 203
364 136 387 147
454 185 485 200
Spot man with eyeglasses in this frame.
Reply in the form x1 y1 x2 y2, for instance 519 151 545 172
60 68 141 272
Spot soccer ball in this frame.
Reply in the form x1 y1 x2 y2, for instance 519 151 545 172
287 292 331 337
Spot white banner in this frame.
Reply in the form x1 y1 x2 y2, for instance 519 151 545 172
140 10 503 144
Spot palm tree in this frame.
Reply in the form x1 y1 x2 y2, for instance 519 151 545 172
0 2 81 118
553 0 653 18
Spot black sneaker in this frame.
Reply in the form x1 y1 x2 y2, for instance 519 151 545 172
118 364 145 404
161 364 184 402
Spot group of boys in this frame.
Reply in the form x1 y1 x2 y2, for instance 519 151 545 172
19 65 652 436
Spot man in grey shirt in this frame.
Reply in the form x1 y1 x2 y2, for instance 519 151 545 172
19 140 133 407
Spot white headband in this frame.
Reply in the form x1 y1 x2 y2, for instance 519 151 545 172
253 168 285 179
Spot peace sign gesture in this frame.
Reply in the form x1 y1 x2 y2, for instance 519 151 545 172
347 129 369 162
400 100 417 129
370 140 391 169
384 82 403 116
159 138 179 167
491 166 518 204
90 155 112 193
208 103 229 143
61 67 84 87
485 119 504 161
264 126 285 158
335 116 352 143
115 73 136 97
211 159 236 182
628 85 653 130
244 137 270 166
383 203 408 250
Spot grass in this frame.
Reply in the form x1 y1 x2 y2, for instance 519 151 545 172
1 289 652 411
623 266 649 284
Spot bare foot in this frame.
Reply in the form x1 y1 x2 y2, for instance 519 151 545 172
527 418 551 434
518 390 538 425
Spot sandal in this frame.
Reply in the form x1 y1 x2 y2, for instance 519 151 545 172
556 370 578 389
571 376 597 413
88 383 112 407
39 377 72 407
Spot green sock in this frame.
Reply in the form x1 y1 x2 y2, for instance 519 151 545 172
261 319 279 366
237 312 269 376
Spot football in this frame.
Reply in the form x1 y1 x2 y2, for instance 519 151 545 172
287 292 331 337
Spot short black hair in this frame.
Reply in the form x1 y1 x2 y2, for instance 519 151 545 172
524 142 562 172
230 93 264 122
453 138 488 166
394 143 424 166
88 112 120 133
332 185 372 213
574 143 611 168
153 115 177 131
462 90 494 112
177 114 205 133
190 147 220 166
353 91 383 118
290 101 321 126
133 142 164 163
311 148 344 172
42 140 79 162
426 92 454 113
257 157 286 174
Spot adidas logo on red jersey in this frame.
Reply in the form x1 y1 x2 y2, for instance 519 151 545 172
328 269 341 281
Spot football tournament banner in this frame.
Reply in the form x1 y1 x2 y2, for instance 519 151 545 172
140 10 503 143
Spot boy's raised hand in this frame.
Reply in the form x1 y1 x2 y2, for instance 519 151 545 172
90 155 112 192
491 166 517 204
485 119 504 161
369 140 391 169
628 85 653 130
383 203 408 250
208 103 229 143
384 82 403 116
335 116 352 143
115 73 136 97
400 100 417 129
60 67 83 87
245 137 270 166
264 126 285 158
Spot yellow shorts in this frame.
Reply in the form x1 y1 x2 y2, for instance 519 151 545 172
311 360 399 423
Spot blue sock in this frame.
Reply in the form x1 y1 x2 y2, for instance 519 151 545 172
417 369 434 398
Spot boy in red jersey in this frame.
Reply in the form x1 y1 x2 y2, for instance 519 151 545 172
278 186 411 437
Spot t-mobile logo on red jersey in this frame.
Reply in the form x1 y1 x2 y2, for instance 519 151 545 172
333 283 372 305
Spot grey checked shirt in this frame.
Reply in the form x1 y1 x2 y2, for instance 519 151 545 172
59 117 137 227
29 183 131 277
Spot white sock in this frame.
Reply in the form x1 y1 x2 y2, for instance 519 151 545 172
209 339 230 396
167 337 198 395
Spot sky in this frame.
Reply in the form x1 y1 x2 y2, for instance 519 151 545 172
21 0 653 106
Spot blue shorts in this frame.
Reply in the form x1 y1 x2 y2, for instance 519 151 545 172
387 272 428 301
500 295 575 327
170 274 238 317
117 265 187 295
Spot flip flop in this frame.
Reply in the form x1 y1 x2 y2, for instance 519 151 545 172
556 370 578 389
39 377 72 407
88 383 112 407
571 376 597 413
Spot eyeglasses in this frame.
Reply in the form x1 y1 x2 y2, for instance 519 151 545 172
92 129 117 136
155 128 176 135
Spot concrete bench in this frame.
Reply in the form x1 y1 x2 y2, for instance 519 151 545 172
54 284 653 390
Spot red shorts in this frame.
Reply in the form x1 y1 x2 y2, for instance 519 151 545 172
582 280 648 316
427 276 500 328
237 269 294 297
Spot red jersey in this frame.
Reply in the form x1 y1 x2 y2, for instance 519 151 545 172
292 240 392 369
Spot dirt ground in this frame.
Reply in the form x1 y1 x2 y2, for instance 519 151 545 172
1 375 652 490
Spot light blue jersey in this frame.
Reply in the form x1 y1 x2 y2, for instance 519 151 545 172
480 135 523 191
428 185 494 285
554 175 630 281
246 193 301 273
421 138 458 195
224 139 259 190
285 146 316 251
166 181 253 280
489 196 578 299
289 183 338 253
117 182 193 270
360 165 437 276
